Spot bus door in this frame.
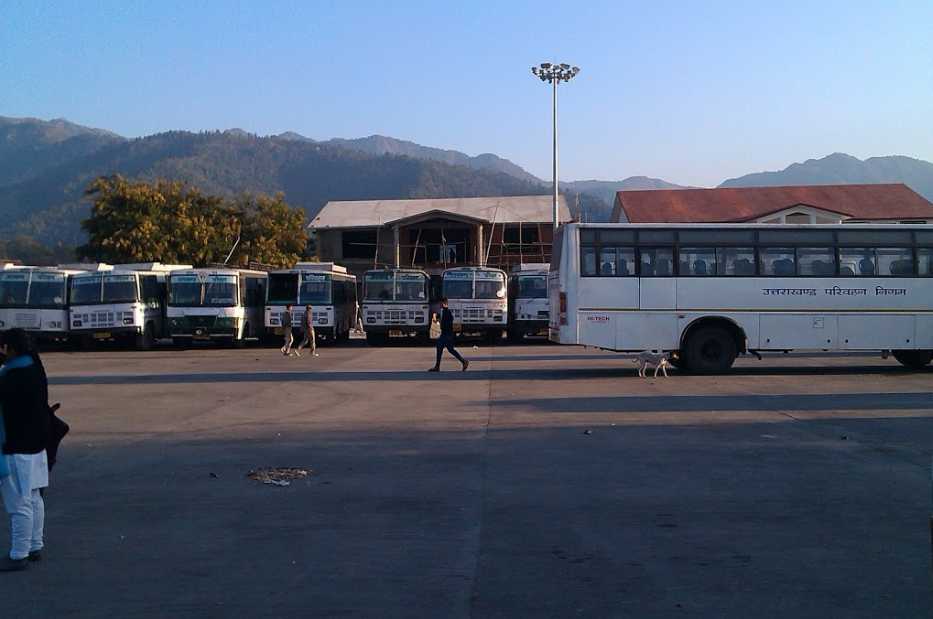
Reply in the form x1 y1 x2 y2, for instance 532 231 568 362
637 247 676 310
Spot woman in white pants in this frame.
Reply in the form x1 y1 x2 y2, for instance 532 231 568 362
0 329 50 572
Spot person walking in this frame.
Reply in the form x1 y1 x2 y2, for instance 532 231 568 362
294 304 318 357
428 297 469 372
281 304 295 357
0 329 51 572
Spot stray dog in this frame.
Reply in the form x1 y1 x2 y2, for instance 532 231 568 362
634 351 670 378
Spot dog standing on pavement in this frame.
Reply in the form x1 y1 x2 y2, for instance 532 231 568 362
634 351 670 378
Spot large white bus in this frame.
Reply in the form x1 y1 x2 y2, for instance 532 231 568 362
69 263 192 349
508 263 550 342
550 223 933 372
441 266 508 342
0 265 109 343
166 268 267 346
265 262 358 343
361 268 431 345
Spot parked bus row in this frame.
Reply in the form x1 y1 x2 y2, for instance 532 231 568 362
0 261 552 348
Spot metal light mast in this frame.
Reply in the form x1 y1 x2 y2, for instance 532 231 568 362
531 62 580 230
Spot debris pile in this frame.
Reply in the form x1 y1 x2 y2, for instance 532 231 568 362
246 467 311 487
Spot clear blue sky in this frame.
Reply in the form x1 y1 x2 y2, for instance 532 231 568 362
2 0 931 187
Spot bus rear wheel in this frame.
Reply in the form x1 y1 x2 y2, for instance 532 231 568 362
684 326 737 374
892 350 933 369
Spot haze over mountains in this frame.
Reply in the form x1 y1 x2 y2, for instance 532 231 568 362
1 115 932 250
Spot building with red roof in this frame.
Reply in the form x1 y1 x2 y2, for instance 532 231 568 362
612 183 933 225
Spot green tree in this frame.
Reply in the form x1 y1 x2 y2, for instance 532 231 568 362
231 192 308 267
78 177 307 267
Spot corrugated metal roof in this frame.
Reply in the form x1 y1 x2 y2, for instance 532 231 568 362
311 195 572 229
613 184 933 223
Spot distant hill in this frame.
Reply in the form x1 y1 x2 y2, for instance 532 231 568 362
0 116 123 186
563 176 688 204
0 129 549 245
719 153 933 201
276 132 543 184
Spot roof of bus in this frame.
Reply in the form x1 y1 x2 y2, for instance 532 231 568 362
442 266 507 275
169 268 267 277
363 268 429 276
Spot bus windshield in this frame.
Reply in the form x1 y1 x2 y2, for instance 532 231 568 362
169 275 201 305
70 276 103 305
204 275 237 305
299 273 331 305
442 272 473 299
267 273 298 304
28 273 67 307
0 272 29 306
395 273 427 301
475 271 505 299
101 275 138 303
364 272 394 301
102 275 138 303
517 275 547 299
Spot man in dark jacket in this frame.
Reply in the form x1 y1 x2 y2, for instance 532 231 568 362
428 297 469 372
0 329 50 571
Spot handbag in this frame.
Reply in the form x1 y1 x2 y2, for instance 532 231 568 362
429 319 441 340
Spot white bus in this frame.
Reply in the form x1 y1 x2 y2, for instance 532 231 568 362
0 266 108 343
508 263 550 342
441 266 508 342
550 223 933 372
361 268 431 345
265 262 358 343
166 268 267 346
69 263 192 349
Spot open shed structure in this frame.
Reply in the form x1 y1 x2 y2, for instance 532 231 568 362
310 195 572 278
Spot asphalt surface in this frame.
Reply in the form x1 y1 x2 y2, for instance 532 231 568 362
3 340 932 617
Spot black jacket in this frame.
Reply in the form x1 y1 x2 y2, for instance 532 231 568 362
440 308 454 336
0 359 50 455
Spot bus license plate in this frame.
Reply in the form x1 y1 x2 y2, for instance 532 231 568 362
93 332 111 340
389 329 403 337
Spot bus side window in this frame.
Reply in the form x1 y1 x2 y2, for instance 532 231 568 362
918 248 933 276
839 248 876 277
876 248 914 276
678 248 716 276
581 247 597 276
639 248 673 277
796 248 836 276
759 248 795 276
717 248 756 276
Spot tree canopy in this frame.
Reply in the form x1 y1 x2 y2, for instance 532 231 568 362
78 175 308 267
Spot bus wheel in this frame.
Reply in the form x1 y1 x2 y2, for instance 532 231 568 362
892 350 933 369
684 326 736 374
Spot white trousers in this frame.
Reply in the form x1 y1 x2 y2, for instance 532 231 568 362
1 475 45 560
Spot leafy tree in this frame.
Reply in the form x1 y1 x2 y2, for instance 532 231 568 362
78 176 307 267
231 192 309 267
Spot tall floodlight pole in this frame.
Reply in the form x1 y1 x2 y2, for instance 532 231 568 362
531 62 580 230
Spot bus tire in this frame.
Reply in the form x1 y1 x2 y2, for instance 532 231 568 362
892 350 933 369
684 326 737 374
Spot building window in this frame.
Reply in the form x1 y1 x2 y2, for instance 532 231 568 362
342 230 378 260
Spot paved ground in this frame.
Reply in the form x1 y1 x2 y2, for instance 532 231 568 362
3 341 932 617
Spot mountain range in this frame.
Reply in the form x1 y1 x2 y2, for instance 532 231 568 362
1 115 932 250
